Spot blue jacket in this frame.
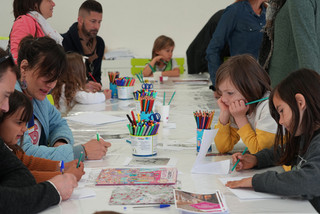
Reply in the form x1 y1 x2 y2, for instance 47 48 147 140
16 82 79 162
206 1 266 86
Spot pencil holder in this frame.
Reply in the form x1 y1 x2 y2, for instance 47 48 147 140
196 129 214 153
140 111 152 121
130 134 158 157
109 83 118 98
117 86 134 100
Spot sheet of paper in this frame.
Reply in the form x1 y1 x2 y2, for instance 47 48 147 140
65 112 126 125
219 177 281 200
191 129 230 174
123 157 177 166
191 159 230 175
70 187 96 200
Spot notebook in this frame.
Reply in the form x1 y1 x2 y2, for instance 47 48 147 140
109 185 174 205
95 167 178 185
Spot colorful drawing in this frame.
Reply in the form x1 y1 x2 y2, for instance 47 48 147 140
96 167 178 186
109 185 174 205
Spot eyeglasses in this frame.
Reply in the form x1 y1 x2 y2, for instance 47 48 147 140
0 54 14 65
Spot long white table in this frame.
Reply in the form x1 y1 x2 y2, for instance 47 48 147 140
41 73 316 214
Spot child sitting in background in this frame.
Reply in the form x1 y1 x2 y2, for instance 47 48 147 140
52 52 111 113
0 90 84 183
214 54 277 154
226 69 320 212
143 35 180 77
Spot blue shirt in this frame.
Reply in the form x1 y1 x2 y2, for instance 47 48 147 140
206 1 266 86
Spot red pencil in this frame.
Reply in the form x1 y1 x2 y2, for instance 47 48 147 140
89 72 97 82
131 111 137 126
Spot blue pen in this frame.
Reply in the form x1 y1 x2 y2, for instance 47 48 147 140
60 160 64 174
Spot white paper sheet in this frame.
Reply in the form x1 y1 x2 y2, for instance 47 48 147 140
219 177 281 200
70 187 96 200
191 129 230 174
65 112 126 125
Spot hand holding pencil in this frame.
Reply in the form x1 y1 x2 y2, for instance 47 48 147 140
230 152 257 171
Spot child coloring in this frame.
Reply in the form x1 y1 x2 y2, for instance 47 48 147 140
143 35 180 77
214 54 277 154
226 69 320 212
0 90 85 183
52 52 111 113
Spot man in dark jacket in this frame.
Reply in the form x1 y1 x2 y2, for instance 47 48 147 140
62 0 104 92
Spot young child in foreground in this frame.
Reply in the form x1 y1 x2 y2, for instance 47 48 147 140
52 52 111 113
226 69 320 212
0 90 84 183
143 35 180 77
214 54 277 154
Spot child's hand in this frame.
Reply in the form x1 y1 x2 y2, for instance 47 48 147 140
217 98 230 125
65 161 85 181
85 81 102 92
225 177 253 188
232 153 257 171
153 55 164 63
64 160 78 171
103 89 112 99
229 100 249 128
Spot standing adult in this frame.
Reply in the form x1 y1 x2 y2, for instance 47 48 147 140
9 0 63 63
206 0 266 93
62 0 104 92
16 36 111 162
0 48 77 214
259 0 320 86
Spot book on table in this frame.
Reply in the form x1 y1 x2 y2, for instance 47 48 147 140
95 167 178 185
174 189 228 213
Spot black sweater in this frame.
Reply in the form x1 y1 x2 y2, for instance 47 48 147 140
62 22 105 84
253 129 320 212
0 140 60 214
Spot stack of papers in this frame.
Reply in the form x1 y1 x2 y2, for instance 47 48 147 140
65 112 126 125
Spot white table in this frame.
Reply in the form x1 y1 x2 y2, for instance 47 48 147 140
41 73 316 214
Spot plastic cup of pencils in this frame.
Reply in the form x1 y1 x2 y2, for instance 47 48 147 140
160 105 170 125
196 129 214 153
130 134 158 156
117 86 134 100
109 83 118 98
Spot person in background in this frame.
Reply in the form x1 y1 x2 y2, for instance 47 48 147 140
0 47 77 214
0 90 85 183
259 0 320 86
226 69 320 212
9 0 62 63
206 0 267 96
16 36 111 163
143 35 180 77
52 52 111 114
62 0 104 93
214 54 277 154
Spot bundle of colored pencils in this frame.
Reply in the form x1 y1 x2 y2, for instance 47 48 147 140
140 96 155 113
133 89 157 101
135 70 144 83
108 71 120 84
126 111 160 136
193 110 215 129
115 77 135 86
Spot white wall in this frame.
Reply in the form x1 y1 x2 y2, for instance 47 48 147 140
0 0 233 57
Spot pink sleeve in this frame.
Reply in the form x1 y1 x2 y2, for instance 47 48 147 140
9 16 42 64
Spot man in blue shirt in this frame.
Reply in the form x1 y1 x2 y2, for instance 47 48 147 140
206 0 266 92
